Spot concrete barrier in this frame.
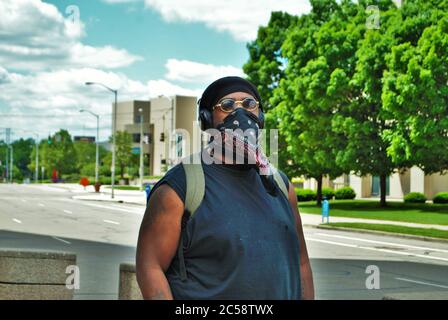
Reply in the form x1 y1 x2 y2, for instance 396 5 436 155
383 291 448 300
0 250 76 300
118 263 143 300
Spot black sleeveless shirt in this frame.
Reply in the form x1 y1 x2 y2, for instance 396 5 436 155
147 161 302 300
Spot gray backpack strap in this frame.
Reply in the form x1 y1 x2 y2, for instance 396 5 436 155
271 166 289 200
182 151 205 218
178 152 205 281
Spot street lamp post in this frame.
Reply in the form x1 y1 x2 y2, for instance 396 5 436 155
9 145 13 183
138 108 144 191
80 109 100 185
85 82 117 199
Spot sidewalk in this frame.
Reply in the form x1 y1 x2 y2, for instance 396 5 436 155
36 183 149 205
300 212 448 231
71 186 148 206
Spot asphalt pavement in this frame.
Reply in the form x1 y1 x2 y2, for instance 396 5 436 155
1 183 447 300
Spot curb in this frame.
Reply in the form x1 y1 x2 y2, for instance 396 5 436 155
304 224 448 244
71 196 145 206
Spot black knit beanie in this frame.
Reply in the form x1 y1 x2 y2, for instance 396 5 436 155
198 76 262 111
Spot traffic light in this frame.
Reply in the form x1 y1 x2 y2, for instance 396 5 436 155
160 132 165 142
47 136 52 145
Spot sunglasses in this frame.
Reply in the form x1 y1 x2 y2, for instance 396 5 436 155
213 97 259 113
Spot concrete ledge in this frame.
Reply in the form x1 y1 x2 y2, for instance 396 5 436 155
306 224 448 244
0 250 76 300
118 263 143 300
383 291 448 300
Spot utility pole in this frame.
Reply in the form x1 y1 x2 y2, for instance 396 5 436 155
5 128 10 183
9 145 13 183
139 108 144 191
80 109 100 184
85 82 117 199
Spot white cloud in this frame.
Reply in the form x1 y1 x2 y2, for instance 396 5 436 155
0 66 200 140
0 0 142 71
165 59 244 83
143 0 311 41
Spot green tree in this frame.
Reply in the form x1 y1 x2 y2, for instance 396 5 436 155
11 138 35 180
74 140 109 177
29 129 77 178
382 9 448 174
270 0 358 205
331 0 400 207
110 131 132 179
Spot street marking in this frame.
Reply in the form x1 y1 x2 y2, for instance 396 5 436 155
395 277 448 289
52 236 71 245
74 201 143 214
103 219 120 225
12 218 22 224
21 199 27 203
307 238 448 263
38 203 45 207
315 232 448 254
63 210 73 214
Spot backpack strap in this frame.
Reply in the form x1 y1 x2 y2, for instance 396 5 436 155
182 151 205 218
177 151 205 281
271 165 289 200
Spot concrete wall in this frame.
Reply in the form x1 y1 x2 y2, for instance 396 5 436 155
149 96 172 176
0 250 76 300
118 263 143 300
174 95 199 157
426 173 448 199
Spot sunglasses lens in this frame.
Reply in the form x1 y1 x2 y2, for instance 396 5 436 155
242 98 257 110
220 99 235 112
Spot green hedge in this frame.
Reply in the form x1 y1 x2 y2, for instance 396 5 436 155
99 176 119 185
335 187 356 200
433 192 448 204
294 188 317 202
404 192 427 203
322 187 335 200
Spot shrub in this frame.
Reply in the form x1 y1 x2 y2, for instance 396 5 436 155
80 163 96 177
404 192 427 203
99 176 119 185
62 173 81 183
335 187 356 200
295 188 317 202
322 187 335 200
433 192 448 204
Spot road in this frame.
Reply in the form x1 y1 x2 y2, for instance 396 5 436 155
1 183 447 300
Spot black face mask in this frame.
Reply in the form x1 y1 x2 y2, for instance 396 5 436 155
208 108 279 196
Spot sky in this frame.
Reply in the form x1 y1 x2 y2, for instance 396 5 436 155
0 0 312 142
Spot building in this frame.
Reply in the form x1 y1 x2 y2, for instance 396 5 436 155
302 167 448 200
74 136 95 143
113 95 200 176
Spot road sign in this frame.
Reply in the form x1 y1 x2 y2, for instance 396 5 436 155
132 147 140 155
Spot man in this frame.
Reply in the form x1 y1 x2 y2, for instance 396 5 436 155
136 76 314 300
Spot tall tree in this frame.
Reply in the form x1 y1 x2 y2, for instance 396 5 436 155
271 0 360 205
29 130 77 178
382 7 448 174
110 131 132 179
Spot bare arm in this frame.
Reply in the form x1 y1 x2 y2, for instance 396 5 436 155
136 184 184 300
288 182 315 300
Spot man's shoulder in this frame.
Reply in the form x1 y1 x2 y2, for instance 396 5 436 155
148 163 187 204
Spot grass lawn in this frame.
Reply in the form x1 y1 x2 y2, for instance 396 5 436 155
105 186 141 191
322 223 448 240
298 200 448 225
